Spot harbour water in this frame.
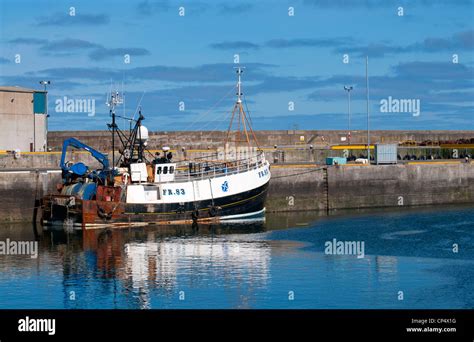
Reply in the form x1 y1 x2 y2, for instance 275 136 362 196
0 205 473 309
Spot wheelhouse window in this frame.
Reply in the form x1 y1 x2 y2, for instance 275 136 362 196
156 167 162 174
163 166 168 174
169 166 175 174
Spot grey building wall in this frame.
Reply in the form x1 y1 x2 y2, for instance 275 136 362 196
0 87 47 152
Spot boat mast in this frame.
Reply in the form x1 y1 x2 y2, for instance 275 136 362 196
225 67 260 152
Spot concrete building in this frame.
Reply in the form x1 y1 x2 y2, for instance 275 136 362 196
0 86 48 152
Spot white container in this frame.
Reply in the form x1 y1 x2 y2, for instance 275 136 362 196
375 144 397 164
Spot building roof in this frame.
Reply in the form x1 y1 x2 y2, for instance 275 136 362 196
0 86 46 93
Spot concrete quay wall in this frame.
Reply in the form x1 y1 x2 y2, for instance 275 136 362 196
266 163 474 212
0 163 473 223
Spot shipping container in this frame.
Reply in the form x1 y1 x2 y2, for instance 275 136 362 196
375 144 397 164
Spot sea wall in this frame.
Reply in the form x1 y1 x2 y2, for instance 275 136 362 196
265 163 474 212
0 152 112 170
0 170 61 222
47 130 474 152
0 163 473 223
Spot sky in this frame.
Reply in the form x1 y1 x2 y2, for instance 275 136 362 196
0 0 473 131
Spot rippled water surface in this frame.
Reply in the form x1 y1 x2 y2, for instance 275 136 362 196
0 205 473 309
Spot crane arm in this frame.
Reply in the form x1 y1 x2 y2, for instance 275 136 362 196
60 138 110 175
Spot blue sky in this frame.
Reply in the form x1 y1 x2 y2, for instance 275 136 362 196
0 0 473 131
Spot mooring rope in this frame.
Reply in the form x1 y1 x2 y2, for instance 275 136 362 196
270 166 328 179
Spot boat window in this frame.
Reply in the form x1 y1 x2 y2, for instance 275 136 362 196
169 166 174 174
156 167 162 175
163 166 168 174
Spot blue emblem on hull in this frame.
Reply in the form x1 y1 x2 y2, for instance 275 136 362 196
221 181 229 192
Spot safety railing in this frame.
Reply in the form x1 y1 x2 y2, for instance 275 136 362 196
172 151 267 182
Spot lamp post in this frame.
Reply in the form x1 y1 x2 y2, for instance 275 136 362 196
39 81 50 152
344 85 353 143
365 57 370 163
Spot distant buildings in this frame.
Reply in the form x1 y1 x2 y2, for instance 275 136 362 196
0 86 48 152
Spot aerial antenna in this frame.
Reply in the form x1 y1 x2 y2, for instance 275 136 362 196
106 89 124 111
132 91 146 122
122 79 126 130
106 88 124 169
105 82 111 108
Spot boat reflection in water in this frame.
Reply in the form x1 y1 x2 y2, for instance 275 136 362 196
79 223 270 309
1 206 473 309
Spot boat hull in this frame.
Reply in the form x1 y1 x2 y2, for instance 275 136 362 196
42 181 269 229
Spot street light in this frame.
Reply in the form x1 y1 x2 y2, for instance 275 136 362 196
365 56 370 163
344 85 353 143
39 81 51 152
39 80 50 91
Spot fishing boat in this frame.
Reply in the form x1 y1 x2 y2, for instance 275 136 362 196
41 68 271 229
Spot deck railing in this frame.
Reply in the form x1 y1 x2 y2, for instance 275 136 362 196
173 151 267 182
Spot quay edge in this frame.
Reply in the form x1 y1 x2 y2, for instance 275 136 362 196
0 162 473 223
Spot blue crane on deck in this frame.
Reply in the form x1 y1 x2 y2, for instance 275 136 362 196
60 138 112 184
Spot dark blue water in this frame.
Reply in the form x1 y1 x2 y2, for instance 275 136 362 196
0 205 473 309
